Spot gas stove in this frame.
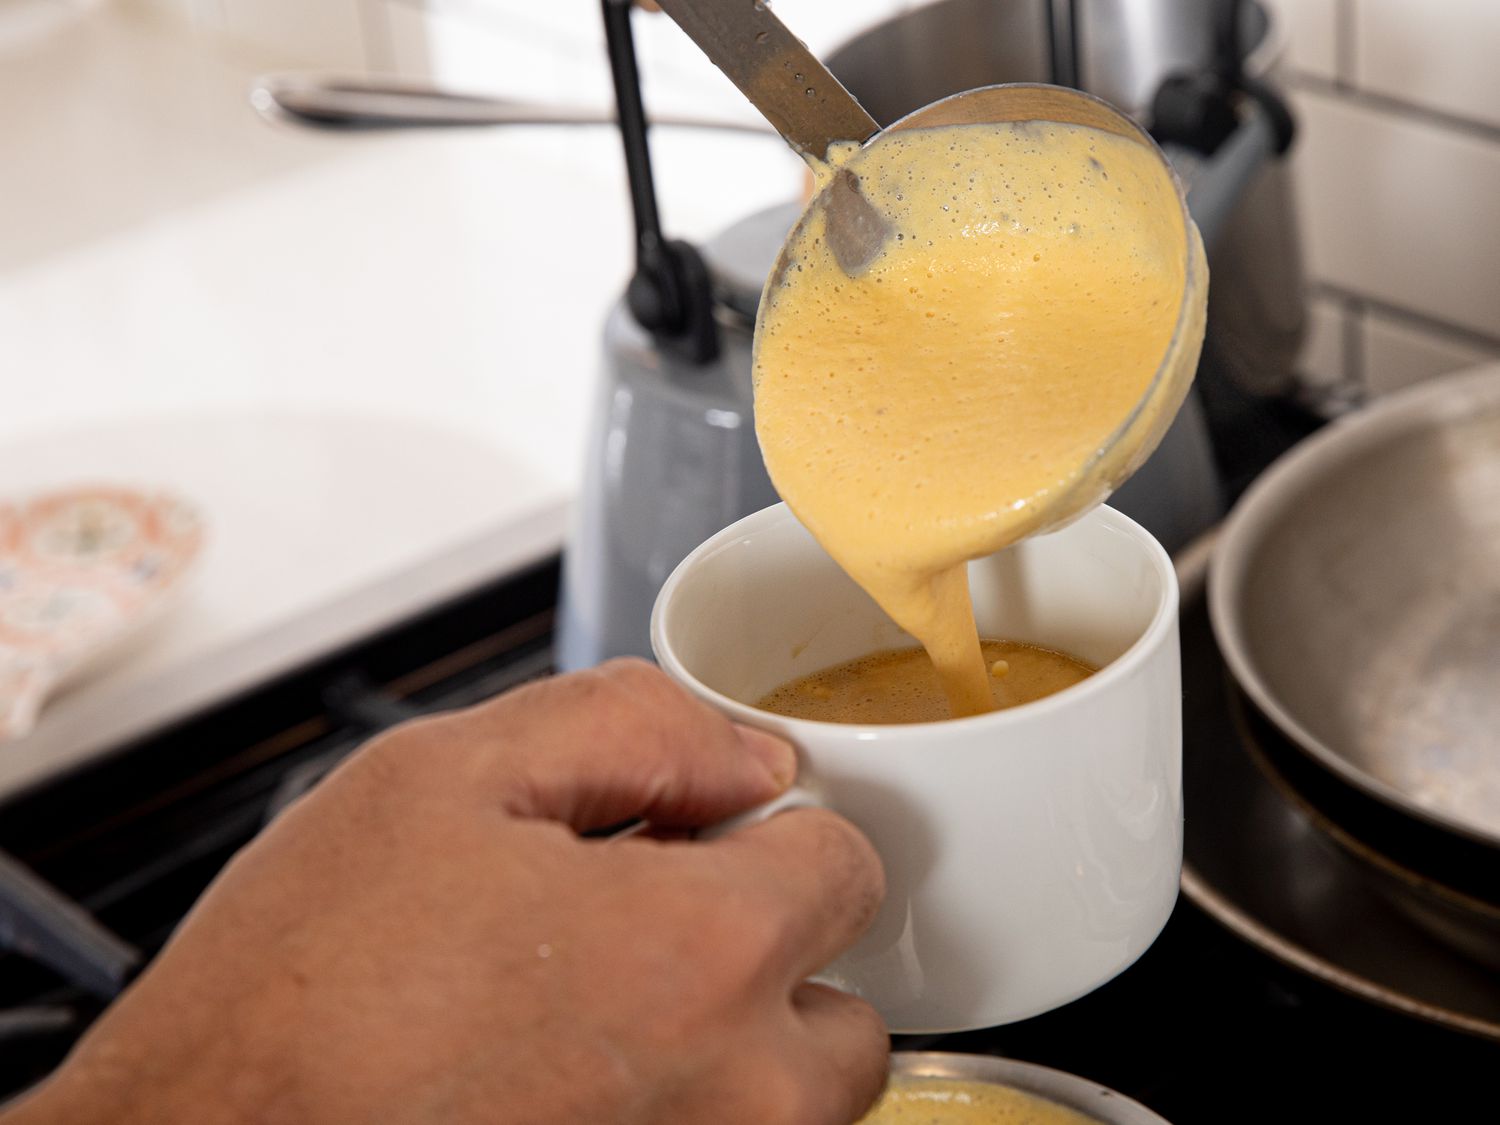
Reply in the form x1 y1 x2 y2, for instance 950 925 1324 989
1 552 1494 1120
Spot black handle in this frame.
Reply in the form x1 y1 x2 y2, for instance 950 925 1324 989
1214 0 1244 88
601 0 719 364
602 0 664 286
0 849 141 1000
1150 0 1294 157
1046 0 1082 90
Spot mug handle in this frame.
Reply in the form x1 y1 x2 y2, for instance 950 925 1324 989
604 784 825 842
692 784 825 841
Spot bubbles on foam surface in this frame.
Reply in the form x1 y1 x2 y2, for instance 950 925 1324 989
752 117 1194 715
754 641 1094 724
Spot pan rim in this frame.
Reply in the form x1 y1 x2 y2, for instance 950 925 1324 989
1177 533 1500 1045
1208 361 1500 851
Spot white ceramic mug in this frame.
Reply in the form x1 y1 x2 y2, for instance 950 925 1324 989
650 502 1181 1033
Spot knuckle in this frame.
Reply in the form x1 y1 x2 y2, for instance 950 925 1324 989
794 809 886 918
472 665 655 748
715 900 788 969
548 659 682 731
295 714 470 828
528 665 617 713
348 713 448 784
601 658 706 720
679 883 781 971
597 656 675 702
654 886 793 999
842 995 892 1066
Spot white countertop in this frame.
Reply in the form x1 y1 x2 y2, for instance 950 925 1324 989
0 4 802 795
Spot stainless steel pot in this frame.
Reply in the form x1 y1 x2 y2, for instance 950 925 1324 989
877 1051 1172 1124
1242 711 1500 971
824 0 1305 402
1177 534 1500 1041
1210 362 1500 963
825 0 1279 131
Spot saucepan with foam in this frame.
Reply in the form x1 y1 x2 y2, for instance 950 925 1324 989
860 1052 1173 1123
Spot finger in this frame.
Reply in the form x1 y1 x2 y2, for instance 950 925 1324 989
438 658 797 832
702 808 885 984
789 982 891 1124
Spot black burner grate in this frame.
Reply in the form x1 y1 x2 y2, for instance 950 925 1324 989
0 560 559 1096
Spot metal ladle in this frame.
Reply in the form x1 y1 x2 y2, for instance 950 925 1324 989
655 0 1208 532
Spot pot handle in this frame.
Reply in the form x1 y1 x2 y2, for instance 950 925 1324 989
1176 99 1282 251
249 73 771 135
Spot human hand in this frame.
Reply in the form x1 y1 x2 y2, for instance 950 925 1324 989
6 660 887 1124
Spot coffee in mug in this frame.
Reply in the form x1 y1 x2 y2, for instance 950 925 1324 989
756 641 1094 725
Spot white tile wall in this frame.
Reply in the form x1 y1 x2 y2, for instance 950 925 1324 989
133 0 368 68
393 0 910 116
1355 0 1500 133
1290 89 1500 342
1271 0 1500 398
1298 292 1350 389
126 0 218 25
1260 0 1339 83
373 1 434 77
218 0 369 70
377 0 616 108
1362 308 1500 396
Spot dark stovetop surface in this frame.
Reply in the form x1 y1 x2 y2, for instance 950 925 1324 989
1 552 1495 1120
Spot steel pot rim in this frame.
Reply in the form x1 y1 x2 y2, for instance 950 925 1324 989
1209 362 1500 851
886 1051 1171 1124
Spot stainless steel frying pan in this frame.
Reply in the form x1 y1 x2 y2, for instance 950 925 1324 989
1210 363 1500 850
1209 363 1500 967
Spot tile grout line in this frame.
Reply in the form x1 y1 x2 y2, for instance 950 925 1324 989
1285 71 1500 149
1334 0 1356 93
1308 281 1500 358
357 0 396 74
1342 292 1366 393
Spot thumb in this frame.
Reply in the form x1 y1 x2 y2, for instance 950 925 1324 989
445 659 796 833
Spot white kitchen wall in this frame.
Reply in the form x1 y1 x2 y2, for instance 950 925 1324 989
128 0 372 68
139 0 912 114
145 0 1500 399
1261 0 1500 397
364 0 917 123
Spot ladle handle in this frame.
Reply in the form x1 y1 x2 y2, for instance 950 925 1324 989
651 0 878 162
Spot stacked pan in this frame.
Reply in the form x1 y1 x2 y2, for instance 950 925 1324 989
1210 364 1500 972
